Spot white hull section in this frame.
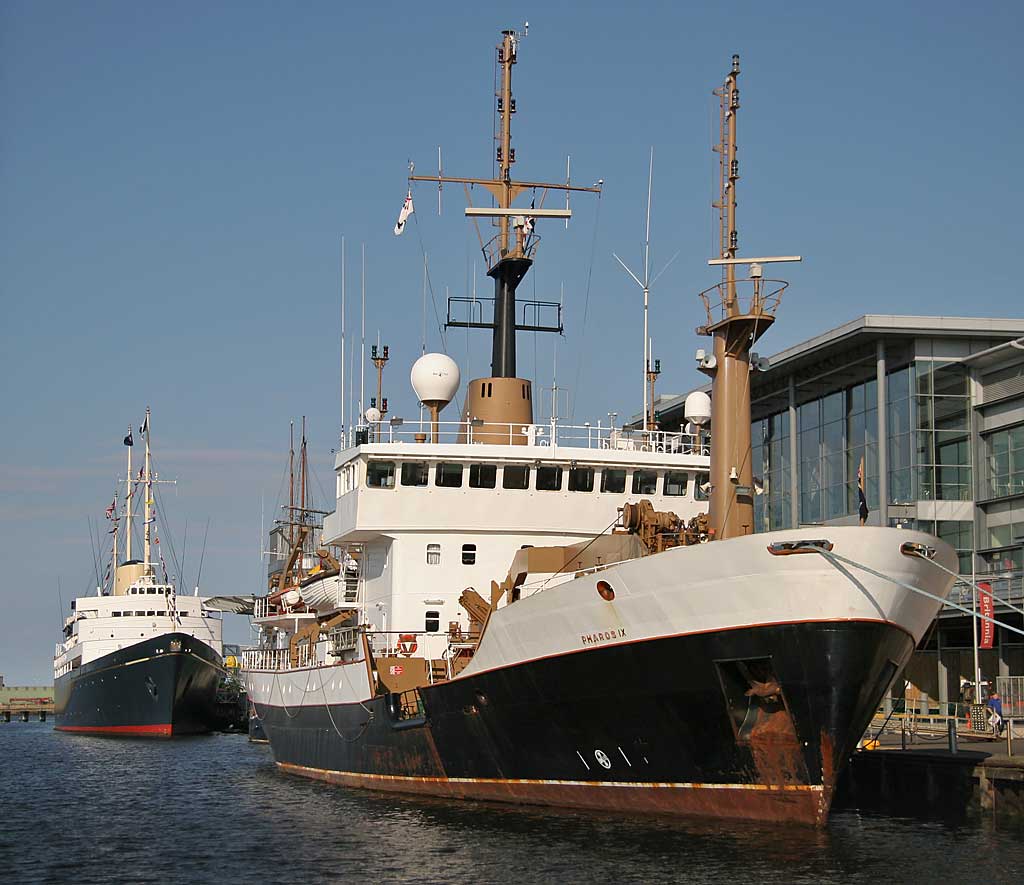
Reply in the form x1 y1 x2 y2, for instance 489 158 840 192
463 526 956 679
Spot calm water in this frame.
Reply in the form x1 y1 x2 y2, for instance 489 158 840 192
2 721 1022 884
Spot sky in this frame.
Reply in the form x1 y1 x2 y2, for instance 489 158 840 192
2 1 1022 682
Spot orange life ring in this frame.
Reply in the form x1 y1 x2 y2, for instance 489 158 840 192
398 634 418 656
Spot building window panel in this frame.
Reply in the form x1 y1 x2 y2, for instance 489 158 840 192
426 543 441 565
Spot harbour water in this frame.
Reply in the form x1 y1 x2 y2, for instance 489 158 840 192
3 721 1022 884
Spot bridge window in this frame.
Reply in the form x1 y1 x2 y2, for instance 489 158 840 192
632 469 658 495
366 460 396 488
568 466 594 492
664 471 689 496
695 471 710 501
426 543 441 565
401 461 429 486
536 465 563 491
112 611 122 617
425 610 441 633
503 465 530 490
462 543 477 565
469 463 497 488
435 463 464 488
601 469 626 494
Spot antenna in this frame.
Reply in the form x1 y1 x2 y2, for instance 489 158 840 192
342 241 348 435
613 148 657 431
360 243 366 427
194 518 210 596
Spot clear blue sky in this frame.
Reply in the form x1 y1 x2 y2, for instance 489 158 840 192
2 1 1021 682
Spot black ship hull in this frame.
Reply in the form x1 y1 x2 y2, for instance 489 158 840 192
55 633 223 738
253 619 912 825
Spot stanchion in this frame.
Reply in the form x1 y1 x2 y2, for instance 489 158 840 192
948 717 958 754
1008 719 1014 757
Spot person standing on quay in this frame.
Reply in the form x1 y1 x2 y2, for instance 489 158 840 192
987 691 1004 736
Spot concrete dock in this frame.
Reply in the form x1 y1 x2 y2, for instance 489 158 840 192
835 731 1024 822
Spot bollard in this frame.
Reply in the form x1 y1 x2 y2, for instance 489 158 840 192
901 719 907 750
948 717 958 754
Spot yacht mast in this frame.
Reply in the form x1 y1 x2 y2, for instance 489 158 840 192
125 426 133 562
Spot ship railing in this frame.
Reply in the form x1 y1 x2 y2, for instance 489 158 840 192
869 699 1016 741
328 626 360 657
697 276 789 326
342 419 705 455
240 647 293 672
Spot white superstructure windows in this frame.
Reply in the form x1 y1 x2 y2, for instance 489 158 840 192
664 471 689 496
695 471 710 501
632 469 658 495
462 543 477 565
536 465 563 491
568 465 594 492
366 461 396 488
426 543 441 565
503 465 530 490
435 463 464 488
401 462 429 486
469 464 497 488
601 468 627 493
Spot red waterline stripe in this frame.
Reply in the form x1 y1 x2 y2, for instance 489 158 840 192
55 723 172 736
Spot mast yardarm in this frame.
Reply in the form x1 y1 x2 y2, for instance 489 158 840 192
408 27 601 382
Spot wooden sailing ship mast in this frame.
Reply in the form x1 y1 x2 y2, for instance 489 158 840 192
408 26 601 440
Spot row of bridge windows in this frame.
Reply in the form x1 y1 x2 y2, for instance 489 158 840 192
366 460 707 499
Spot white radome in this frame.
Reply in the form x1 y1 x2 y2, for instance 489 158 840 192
411 353 461 405
684 391 712 426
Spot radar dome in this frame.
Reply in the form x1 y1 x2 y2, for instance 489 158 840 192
365 406 381 423
411 353 460 405
684 391 712 426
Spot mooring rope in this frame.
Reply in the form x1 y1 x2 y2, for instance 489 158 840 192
815 548 1024 640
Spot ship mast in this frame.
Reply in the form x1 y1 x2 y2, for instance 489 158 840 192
698 56 800 541
408 26 601 439
125 426 133 562
142 408 153 573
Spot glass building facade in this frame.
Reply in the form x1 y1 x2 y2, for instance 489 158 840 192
654 316 1024 706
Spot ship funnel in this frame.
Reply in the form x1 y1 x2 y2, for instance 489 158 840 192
411 353 461 442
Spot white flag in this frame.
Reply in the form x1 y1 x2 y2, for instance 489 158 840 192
394 190 414 236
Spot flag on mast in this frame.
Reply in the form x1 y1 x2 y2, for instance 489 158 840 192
140 414 149 435
394 190 414 235
123 431 134 446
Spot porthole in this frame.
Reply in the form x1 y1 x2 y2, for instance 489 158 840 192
596 580 615 601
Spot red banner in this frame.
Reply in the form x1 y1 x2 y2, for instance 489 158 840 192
979 582 994 650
